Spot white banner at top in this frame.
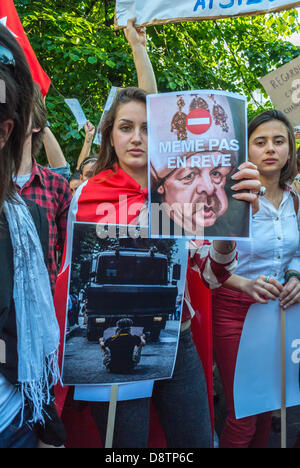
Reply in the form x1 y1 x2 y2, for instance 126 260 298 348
115 0 299 28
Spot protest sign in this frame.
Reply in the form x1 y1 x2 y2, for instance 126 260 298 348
259 55 300 127
94 86 119 145
147 90 249 239
65 98 87 131
233 300 300 419
115 0 299 28
62 222 188 387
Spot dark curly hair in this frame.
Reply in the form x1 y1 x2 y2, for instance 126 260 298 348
0 24 33 211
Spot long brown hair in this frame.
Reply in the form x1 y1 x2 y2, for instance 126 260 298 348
0 24 33 212
93 87 148 176
248 110 297 188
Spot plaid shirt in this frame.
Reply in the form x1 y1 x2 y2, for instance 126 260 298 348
16 161 72 292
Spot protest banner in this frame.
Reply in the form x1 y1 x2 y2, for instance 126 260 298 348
61 222 188 388
259 55 300 128
0 0 51 95
115 0 299 28
233 300 300 419
147 90 249 239
93 86 119 145
65 98 87 132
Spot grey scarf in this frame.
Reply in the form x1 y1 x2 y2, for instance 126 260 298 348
3 195 60 424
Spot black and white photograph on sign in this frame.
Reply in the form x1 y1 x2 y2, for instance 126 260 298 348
62 222 188 386
147 90 249 240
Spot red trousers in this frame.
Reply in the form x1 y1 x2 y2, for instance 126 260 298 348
212 287 272 448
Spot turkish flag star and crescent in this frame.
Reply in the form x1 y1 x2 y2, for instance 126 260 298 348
0 0 51 96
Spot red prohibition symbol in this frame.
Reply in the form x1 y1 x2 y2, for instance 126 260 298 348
186 108 212 135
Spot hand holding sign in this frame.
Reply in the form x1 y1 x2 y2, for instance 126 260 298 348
124 17 147 48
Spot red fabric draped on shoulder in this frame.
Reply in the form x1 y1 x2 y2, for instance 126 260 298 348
76 164 148 224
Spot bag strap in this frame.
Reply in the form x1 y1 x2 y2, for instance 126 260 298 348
291 191 299 216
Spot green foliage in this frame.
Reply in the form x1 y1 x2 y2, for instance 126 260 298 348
14 0 300 170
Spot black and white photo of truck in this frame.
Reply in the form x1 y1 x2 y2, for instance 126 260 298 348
62 223 188 386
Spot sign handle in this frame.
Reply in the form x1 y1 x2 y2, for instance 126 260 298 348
281 306 287 449
105 385 119 448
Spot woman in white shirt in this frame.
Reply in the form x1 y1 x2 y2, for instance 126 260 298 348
212 109 300 448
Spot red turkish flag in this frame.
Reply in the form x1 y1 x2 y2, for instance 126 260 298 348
0 0 51 95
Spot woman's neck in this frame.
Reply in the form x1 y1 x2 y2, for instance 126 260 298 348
260 173 283 209
122 166 148 190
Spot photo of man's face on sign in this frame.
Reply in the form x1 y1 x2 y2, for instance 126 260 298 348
148 91 249 239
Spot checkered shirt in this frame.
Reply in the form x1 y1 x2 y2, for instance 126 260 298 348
16 161 72 292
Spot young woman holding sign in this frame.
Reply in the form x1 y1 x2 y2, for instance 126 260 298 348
55 83 262 447
212 110 300 448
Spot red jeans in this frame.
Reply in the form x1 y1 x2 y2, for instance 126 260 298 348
212 287 272 448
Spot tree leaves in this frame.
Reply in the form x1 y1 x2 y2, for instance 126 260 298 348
15 0 300 169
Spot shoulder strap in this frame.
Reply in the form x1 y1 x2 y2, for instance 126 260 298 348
291 191 299 216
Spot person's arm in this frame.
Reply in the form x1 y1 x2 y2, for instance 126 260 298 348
190 240 237 290
76 121 95 171
223 273 283 304
140 334 146 347
124 17 157 94
99 337 106 353
43 127 67 168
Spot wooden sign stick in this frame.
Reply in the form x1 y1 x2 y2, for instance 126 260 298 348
105 385 119 448
281 306 287 449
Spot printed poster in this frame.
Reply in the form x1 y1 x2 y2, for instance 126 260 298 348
93 86 119 145
62 223 188 386
115 0 299 28
147 90 249 239
259 55 300 128
234 301 300 419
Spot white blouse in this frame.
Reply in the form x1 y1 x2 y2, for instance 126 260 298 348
235 190 300 283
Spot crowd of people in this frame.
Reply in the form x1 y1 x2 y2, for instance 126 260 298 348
0 16 299 449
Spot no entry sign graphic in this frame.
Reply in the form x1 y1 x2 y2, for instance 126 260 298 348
186 108 212 135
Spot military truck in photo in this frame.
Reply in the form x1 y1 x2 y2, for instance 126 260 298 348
81 248 181 342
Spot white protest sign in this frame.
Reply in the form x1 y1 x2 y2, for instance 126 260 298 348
94 86 119 145
65 98 87 131
234 301 300 419
115 0 299 28
259 55 300 127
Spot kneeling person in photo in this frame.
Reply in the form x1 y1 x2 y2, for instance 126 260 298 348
99 319 146 374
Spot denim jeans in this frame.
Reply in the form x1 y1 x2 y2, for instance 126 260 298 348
90 327 213 448
0 407 37 448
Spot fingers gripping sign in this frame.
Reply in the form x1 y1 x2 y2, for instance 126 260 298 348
124 17 147 48
248 275 283 304
280 277 300 310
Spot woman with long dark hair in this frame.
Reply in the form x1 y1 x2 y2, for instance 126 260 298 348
0 24 65 448
212 109 300 448
55 85 261 448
